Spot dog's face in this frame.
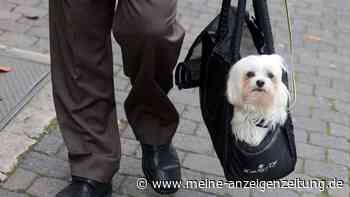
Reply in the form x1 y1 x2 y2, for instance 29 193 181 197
227 55 288 110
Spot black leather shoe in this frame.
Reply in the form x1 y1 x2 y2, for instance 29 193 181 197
55 176 112 197
141 143 181 194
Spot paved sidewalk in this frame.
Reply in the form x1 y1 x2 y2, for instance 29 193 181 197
1 0 350 196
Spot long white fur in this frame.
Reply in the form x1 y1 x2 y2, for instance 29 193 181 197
226 54 290 146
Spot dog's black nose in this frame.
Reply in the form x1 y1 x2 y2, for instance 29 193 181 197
256 80 265 87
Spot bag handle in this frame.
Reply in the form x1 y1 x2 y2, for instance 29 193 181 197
216 0 248 62
216 0 275 59
231 0 275 58
230 0 247 62
252 0 275 54
216 0 232 43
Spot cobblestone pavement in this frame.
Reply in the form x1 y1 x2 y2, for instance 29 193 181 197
1 0 350 196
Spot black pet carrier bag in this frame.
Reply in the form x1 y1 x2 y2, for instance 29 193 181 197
175 0 297 181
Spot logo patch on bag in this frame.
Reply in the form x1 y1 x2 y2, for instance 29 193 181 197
243 160 278 174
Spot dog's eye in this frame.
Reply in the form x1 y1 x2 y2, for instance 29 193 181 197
267 72 274 79
246 71 255 78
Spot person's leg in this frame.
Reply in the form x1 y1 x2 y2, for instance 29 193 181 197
112 0 185 194
49 0 120 184
113 0 185 145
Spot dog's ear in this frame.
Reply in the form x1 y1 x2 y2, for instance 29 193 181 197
226 71 241 106
275 81 290 110
270 54 288 71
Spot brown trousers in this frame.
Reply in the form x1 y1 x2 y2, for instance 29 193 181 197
49 0 185 183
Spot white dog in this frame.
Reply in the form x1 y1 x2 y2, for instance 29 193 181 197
226 54 290 146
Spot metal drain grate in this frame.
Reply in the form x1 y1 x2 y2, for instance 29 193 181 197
0 53 50 131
